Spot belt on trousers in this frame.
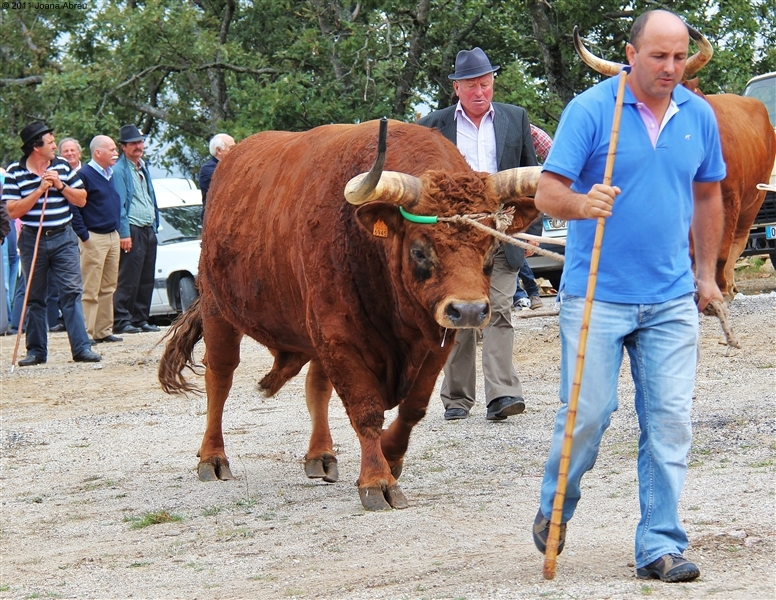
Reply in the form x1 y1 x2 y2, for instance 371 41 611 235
22 223 71 237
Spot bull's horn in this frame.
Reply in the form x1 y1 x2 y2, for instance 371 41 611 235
344 116 423 207
344 117 388 205
573 24 713 80
573 25 622 76
489 166 542 200
345 170 423 206
684 25 713 78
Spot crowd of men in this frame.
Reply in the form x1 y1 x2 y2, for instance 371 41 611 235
1 126 236 364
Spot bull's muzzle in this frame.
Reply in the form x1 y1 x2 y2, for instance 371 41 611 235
441 299 490 329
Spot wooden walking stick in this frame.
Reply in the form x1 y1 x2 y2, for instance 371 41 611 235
10 188 49 373
543 67 629 580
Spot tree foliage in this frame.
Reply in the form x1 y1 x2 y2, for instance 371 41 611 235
1 0 772 175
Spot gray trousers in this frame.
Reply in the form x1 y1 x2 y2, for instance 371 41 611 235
440 248 524 411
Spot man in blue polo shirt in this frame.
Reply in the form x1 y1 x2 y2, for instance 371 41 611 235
531 10 725 582
2 121 101 366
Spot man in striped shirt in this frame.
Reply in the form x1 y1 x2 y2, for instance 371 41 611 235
2 121 101 366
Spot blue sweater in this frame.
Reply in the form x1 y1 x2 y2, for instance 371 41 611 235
70 164 122 242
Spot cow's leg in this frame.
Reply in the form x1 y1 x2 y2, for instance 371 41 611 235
330 382 397 510
381 352 448 481
724 236 748 300
303 358 338 483
198 315 243 481
353 425 403 511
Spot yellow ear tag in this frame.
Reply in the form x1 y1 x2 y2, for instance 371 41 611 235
373 219 388 238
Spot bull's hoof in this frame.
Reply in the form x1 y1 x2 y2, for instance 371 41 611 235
304 453 339 483
358 486 392 511
358 483 408 511
390 461 403 480
386 484 408 509
197 458 234 481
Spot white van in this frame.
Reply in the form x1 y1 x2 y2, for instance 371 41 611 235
741 72 776 265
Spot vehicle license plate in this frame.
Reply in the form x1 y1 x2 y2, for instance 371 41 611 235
543 217 567 231
766 225 776 240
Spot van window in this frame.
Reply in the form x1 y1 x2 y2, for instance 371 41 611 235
743 75 775 128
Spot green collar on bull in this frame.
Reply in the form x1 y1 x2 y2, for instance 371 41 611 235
399 206 438 224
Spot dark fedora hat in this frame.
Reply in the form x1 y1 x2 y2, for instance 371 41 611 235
20 121 54 146
118 124 146 143
448 47 500 80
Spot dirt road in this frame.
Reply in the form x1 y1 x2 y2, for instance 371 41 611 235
1 279 774 599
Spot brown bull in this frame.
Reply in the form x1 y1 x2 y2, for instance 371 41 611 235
158 119 541 511
574 26 776 300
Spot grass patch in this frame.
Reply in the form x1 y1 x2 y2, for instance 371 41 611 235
124 510 183 530
129 561 151 568
749 459 774 468
640 584 653 595
202 506 221 517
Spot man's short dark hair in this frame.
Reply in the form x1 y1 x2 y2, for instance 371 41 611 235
630 9 685 49
22 133 47 159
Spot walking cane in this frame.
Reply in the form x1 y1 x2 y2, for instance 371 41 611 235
10 188 49 373
543 67 629 580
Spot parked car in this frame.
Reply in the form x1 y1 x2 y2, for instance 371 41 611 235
741 72 776 265
526 214 567 290
150 178 202 317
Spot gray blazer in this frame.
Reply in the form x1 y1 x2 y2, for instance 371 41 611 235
417 102 539 268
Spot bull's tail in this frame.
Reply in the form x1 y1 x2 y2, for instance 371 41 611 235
158 297 205 394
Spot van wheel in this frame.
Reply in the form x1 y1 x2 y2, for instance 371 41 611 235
179 277 198 312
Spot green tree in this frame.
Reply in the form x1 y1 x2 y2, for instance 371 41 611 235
1 1 773 174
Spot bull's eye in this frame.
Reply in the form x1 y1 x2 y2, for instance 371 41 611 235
411 247 427 262
409 240 435 282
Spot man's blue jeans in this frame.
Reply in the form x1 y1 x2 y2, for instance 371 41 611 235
18 225 91 359
539 291 698 568
513 260 540 302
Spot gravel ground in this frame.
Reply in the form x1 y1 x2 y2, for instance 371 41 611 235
1 277 774 599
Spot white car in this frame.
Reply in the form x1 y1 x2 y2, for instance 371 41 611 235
150 178 202 317
525 215 567 290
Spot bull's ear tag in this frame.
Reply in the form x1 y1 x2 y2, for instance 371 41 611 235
373 219 388 238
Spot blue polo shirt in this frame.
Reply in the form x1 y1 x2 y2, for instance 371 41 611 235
543 75 726 303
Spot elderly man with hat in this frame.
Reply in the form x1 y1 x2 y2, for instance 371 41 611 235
1 121 101 365
111 124 160 335
418 47 540 422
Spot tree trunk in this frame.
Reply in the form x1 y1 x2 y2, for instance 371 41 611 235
392 0 431 117
527 0 575 105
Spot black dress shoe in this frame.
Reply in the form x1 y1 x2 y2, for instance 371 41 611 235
18 353 46 367
49 323 66 332
486 396 526 420
114 324 142 334
73 349 101 362
444 408 470 421
138 322 160 332
93 335 123 343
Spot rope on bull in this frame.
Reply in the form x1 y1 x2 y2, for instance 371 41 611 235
438 209 566 263
703 299 741 349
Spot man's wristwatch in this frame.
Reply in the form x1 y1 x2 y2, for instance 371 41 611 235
58 181 67 192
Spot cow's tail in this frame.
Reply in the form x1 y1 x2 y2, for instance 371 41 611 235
158 297 205 394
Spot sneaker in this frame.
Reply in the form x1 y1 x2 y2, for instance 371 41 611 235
636 553 700 582
514 298 531 310
529 295 544 310
532 509 566 555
